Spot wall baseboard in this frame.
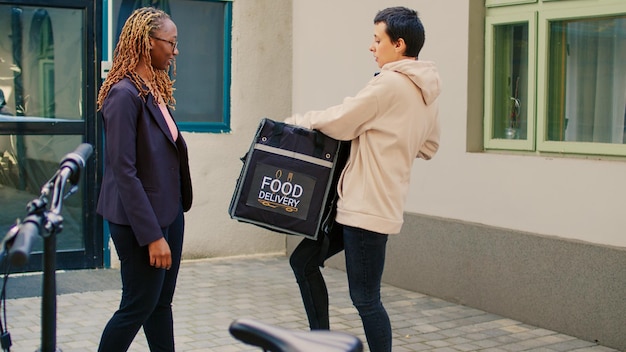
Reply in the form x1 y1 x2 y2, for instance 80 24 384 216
288 213 626 351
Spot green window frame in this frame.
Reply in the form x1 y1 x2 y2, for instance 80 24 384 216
172 0 232 133
484 12 537 151
484 0 626 157
486 0 537 8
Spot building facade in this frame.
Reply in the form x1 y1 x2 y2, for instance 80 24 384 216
0 0 623 350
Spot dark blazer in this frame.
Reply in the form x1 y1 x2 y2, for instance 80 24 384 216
97 77 193 246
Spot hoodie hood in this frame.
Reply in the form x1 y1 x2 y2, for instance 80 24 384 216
382 59 442 105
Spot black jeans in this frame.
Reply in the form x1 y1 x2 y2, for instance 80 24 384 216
290 224 391 352
98 207 184 352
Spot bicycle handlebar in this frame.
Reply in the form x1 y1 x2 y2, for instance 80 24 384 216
59 143 93 185
8 215 43 267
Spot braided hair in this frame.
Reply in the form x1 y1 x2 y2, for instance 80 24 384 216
97 7 176 110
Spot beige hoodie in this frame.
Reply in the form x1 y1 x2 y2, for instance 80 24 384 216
286 59 441 234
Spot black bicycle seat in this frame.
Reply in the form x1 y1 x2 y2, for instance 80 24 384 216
229 318 363 352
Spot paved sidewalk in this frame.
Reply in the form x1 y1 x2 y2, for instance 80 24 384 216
3 255 618 351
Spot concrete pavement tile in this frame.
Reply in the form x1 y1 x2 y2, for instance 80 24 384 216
1 255 619 352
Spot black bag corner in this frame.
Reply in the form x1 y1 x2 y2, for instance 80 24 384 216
229 118 348 240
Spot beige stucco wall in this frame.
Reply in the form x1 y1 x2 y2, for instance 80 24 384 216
174 0 293 259
291 0 626 249
110 0 626 264
288 4 625 348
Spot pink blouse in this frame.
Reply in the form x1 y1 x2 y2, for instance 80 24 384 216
158 102 178 141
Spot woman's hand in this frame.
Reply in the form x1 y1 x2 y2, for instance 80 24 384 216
148 237 172 270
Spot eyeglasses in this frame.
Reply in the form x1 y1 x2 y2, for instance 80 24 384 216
151 36 178 51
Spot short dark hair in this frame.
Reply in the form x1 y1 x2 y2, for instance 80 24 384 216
373 6 425 58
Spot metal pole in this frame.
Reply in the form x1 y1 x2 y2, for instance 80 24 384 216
39 232 59 352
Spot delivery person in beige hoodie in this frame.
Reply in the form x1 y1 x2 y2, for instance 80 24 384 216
286 6 441 352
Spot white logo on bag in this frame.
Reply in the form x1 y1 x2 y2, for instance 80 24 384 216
258 171 303 211
246 162 316 220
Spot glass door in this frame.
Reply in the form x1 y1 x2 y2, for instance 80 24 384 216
0 0 102 272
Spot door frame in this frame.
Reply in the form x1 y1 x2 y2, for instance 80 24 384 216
0 0 103 271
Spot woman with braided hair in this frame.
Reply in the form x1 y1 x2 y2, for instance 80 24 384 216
96 7 192 352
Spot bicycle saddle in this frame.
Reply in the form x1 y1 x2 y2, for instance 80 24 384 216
229 318 363 352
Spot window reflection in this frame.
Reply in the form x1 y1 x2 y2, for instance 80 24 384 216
111 0 228 126
0 5 83 121
0 135 85 252
492 23 529 140
547 16 626 144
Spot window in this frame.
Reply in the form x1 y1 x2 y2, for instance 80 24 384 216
484 0 626 156
485 12 536 151
108 0 232 133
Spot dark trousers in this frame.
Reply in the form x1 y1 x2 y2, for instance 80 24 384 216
289 225 391 352
98 208 184 352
